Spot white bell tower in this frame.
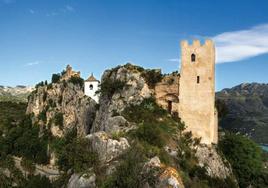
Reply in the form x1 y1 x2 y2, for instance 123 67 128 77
84 73 100 103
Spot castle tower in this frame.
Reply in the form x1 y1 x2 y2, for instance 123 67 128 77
178 39 218 144
84 73 100 103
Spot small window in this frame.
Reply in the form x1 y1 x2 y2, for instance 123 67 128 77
197 76 200 84
191 53 196 62
89 84 93 90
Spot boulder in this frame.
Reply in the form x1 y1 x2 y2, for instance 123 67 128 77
67 172 96 188
86 131 130 163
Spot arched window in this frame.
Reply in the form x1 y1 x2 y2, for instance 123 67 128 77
89 84 93 90
191 53 196 62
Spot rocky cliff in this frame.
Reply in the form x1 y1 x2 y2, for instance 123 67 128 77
92 64 153 133
26 74 97 137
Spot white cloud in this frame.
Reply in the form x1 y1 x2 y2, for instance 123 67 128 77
213 24 268 63
25 61 40 66
168 58 180 63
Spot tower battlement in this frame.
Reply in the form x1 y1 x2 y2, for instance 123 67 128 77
180 39 214 48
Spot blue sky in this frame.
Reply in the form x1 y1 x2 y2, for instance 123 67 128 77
0 0 268 90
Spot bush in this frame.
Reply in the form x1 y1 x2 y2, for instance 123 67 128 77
51 73 61 83
141 69 162 88
35 81 44 89
21 175 52 188
68 76 84 88
52 133 99 173
54 112 64 130
219 133 263 187
97 78 126 98
101 143 146 188
131 123 166 148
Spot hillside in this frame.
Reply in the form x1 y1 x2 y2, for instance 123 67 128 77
216 83 268 145
0 85 34 102
0 65 267 188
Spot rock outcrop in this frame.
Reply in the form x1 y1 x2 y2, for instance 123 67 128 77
92 64 153 133
27 76 97 137
67 172 96 188
143 156 184 188
86 131 130 164
195 145 232 179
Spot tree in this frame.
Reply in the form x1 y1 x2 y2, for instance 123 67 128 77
51 74 61 83
219 133 262 187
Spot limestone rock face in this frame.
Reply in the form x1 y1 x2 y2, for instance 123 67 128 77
86 131 130 163
67 172 96 188
27 81 97 137
143 156 184 188
195 145 232 179
92 65 153 133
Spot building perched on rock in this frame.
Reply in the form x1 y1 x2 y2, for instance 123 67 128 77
84 74 100 103
61 65 81 81
155 39 217 145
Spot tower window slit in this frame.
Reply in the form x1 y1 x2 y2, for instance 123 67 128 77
197 76 200 84
191 53 196 62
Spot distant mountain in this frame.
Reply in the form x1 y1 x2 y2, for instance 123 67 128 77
216 83 268 145
0 85 34 102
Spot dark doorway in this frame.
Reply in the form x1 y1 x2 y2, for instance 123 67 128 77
168 100 172 114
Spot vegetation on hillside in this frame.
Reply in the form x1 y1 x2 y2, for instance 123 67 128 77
100 97 237 188
219 132 268 187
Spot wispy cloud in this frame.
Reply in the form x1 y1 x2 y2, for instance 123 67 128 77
168 58 180 63
46 5 75 17
25 61 40 66
213 24 268 63
1 0 15 4
29 9 35 14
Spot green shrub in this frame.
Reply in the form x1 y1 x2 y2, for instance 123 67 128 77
54 112 64 130
141 69 162 88
219 133 263 187
101 143 146 188
52 133 99 173
35 81 44 89
122 97 166 123
68 76 84 88
38 109 47 123
130 122 166 148
97 78 126 98
21 175 52 188
51 73 61 83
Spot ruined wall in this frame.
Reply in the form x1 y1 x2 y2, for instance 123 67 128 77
178 40 217 144
154 73 180 115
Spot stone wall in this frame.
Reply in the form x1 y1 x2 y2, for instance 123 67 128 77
154 73 180 115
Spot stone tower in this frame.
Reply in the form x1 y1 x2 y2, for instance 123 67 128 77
178 39 218 144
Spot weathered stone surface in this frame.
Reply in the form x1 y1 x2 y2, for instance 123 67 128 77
91 65 153 133
67 172 96 188
86 131 130 163
143 156 184 188
27 80 97 137
195 145 232 179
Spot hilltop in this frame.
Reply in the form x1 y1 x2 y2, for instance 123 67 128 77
217 83 268 145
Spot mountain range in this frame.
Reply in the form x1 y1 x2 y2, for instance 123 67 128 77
216 83 268 145
0 85 34 102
